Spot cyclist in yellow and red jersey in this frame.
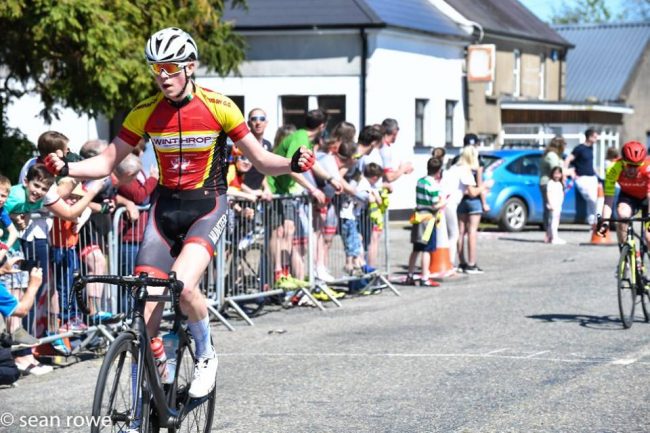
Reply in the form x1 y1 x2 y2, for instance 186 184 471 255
598 141 650 243
43 27 315 399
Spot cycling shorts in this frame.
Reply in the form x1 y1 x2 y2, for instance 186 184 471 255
134 188 228 278
617 191 648 216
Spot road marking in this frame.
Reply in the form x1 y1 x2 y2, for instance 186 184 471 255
612 358 637 365
218 351 647 366
485 348 509 355
525 350 550 358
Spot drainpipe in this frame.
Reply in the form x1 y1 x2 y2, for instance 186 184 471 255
360 28 368 127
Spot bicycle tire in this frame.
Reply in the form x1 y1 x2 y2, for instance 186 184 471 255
168 332 216 433
640 251 650 322
91 332 152 433
617 244 636 329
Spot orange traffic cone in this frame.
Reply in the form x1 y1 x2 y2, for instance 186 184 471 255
429 211 455 278
591 184 615 245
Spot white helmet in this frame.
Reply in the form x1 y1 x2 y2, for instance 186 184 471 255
145 27 198 63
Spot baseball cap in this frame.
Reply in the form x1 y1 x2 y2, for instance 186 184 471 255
463 133 479 146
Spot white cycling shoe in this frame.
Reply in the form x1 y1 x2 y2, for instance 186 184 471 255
188 351 218 399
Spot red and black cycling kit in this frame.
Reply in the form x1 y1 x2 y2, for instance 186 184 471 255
117 85 250 277
604 158 650 200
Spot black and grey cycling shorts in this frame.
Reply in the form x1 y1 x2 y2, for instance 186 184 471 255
134 189 228 278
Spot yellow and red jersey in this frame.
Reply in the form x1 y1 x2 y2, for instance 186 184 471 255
117 85 249 193
604 157 650 199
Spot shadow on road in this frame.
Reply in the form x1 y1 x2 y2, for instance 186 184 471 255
527 313 628 330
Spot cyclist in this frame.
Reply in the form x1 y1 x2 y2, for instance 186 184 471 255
598 141 650 243
43 27 315 398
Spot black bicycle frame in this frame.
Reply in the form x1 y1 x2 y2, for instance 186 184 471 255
73 272 189 429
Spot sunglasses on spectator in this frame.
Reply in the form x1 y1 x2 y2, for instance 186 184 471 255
148 62 189 76
249 116 266 122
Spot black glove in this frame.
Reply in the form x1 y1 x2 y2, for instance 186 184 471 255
290 147 315 173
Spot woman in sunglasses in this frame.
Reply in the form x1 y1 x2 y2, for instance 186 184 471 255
43 27 315 399
598 141 650 243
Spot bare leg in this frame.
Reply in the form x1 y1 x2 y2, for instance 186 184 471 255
466 214 481 265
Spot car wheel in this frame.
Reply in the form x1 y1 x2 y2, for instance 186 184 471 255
499 197 527 232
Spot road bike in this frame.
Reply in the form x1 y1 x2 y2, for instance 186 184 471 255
605 216 650 328
72 272 216 432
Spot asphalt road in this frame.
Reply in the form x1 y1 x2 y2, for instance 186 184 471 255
2 223 649 433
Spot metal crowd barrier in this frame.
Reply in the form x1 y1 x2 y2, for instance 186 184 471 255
8 189 399 355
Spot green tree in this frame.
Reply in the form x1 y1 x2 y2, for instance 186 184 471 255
0 0 247 125
619 0 650 21
550 0 614 24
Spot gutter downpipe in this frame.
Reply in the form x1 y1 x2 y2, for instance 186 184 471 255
360 27 368 127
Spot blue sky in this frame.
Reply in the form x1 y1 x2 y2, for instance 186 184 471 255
519 0 625 22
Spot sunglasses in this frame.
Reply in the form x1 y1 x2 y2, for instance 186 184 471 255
249 116 266 122
148 62 189 76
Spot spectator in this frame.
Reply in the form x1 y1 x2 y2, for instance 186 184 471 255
117 150 159 278
78 149 141 326
564 128 600 228
379 118 413 184
306 121 357 282
605 146 620 171
2 165 55 335
361 162 385 268
457 133 490 274
267 109 341 286
442 147 487 272
456 145 491 274
0 260 50 377
244 108 273 200
272 124 297 152
546 166 566 245
406 157 446 286
540 136 566 242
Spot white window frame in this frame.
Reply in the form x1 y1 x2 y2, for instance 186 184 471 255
513 49 521 97
539 54 546 101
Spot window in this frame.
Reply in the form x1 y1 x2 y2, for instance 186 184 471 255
415 99 428 147
280 95 346 136
445 100 456 146
539 54 546 100
228 96 245 114
281 96 309 129
318 95 346 137
506 154 541 176
513 49 521 97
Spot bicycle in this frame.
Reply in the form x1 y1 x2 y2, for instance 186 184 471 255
603 216 650 328
72 272 216 432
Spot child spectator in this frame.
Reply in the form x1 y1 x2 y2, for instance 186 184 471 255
546 166 566 245
360 162 384 268
406 158 446 287
0 176 19 269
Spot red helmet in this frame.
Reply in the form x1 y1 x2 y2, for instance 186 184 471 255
622 141 647 164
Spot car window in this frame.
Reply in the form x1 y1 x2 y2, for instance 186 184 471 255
481 155 502 176
506 154 541 176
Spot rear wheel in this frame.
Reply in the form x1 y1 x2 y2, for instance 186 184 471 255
499 197 527 232
169 332 216 433
617 244 636 328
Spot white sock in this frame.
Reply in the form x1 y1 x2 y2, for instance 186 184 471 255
188 315 215 360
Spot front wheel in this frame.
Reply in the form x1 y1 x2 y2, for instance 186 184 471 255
92 332 152 432
617 244 636 329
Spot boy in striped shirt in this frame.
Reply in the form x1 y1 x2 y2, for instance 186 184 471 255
406 158 446 286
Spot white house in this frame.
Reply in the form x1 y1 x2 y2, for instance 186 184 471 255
207 0 472 215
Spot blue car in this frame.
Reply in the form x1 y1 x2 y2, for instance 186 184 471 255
481 149 590 231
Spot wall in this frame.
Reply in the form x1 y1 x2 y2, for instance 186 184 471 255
5 94 101 152
203 28 466 212
621 44 650 144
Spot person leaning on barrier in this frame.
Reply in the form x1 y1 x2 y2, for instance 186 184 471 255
43 27 316 399
0 258 51 377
